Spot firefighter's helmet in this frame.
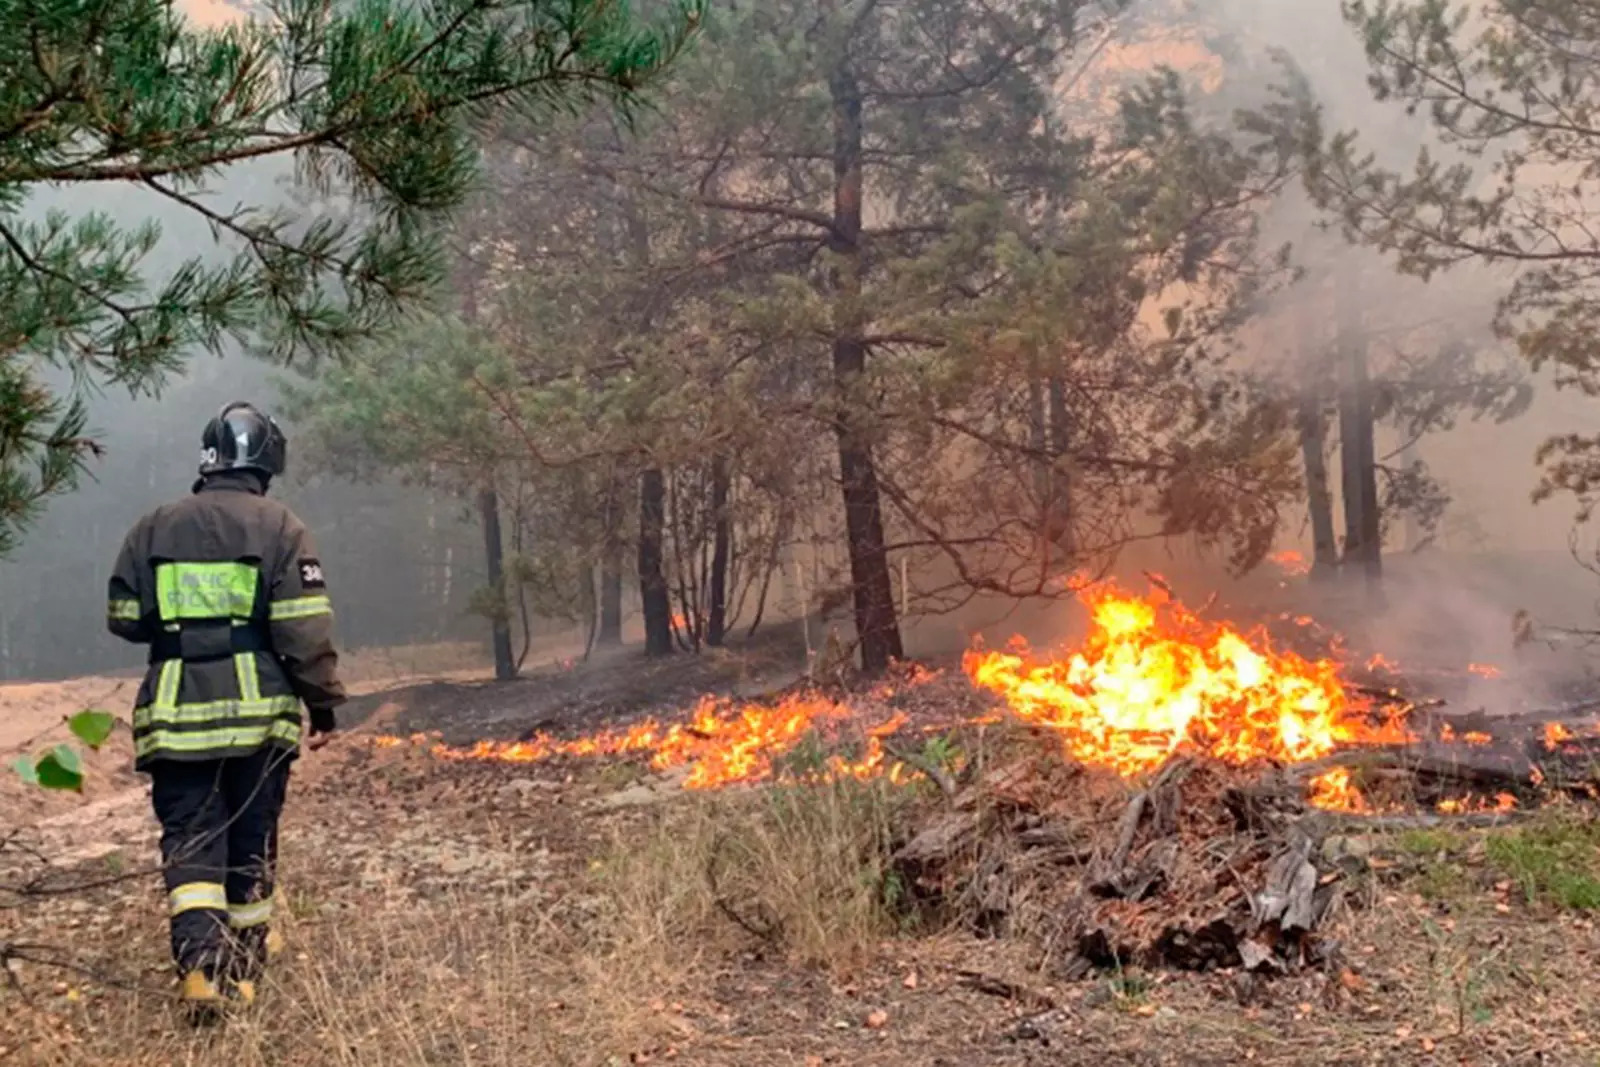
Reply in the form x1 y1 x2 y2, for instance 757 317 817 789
199 402 287 478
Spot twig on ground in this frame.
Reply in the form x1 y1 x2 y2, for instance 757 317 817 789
949 966 1060 1011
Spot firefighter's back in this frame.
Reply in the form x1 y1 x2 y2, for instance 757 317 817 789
143 483 295 570
124 476 310 770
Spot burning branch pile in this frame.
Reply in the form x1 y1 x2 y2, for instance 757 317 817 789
888 582 1600 976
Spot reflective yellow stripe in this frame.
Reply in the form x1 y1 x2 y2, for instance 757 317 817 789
108 599 141 621
229 899 273 929
135 695 299 729
134 717 301 760
269 596 332 621
234 653 262 703
155 658 181 710
170 882 227 915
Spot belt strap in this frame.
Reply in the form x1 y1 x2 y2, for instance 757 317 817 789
150 622 271 664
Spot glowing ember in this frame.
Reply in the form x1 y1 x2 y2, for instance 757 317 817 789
1365 652 1400 674
1308 767 1368 813
1467 662 1503 679
1544 722 1574 750
1437 793 1518 815
963 579 1409 781
1269 550 1311 577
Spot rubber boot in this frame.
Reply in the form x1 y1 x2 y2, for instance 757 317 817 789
179 970 225 1027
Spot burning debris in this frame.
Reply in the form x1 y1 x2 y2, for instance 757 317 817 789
373 580 1600 978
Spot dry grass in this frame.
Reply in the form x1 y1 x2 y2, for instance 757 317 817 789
15 878 698 1066
8 768 1600 1067
7 776 910 1066
589 777 906 972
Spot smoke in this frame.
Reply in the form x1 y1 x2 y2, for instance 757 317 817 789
7 0 1600 697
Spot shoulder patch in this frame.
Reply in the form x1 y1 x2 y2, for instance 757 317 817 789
298 558 326 590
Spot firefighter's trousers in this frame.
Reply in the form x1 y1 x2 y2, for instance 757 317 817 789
149 748 292 980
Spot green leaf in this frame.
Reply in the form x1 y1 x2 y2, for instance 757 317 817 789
11 755 39 786
34 745 84 792
67 709 117 750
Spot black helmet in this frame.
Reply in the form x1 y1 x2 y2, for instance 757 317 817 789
199 402 287 478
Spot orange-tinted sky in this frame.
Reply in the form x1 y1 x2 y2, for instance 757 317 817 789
177 0 245 28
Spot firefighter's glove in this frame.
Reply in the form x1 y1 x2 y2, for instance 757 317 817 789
307 707 337 751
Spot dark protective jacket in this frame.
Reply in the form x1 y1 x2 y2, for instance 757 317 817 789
106 471 347 771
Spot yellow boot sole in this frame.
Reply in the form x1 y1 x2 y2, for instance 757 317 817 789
179 971 225 1026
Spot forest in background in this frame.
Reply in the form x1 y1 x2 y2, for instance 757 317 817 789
7 0 1600 684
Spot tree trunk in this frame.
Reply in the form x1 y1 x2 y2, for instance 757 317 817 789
639 466 674 656
1046 376 1074 558
599 554 624 646
828 56 903 673
1297 394 1339 578
1027 381 1051 567
477 487 516 681
598 471 625 646
1337 274 1382 588
707 454 732 647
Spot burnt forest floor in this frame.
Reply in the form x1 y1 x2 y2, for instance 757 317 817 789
336 617 828 743
3 639 1600 1067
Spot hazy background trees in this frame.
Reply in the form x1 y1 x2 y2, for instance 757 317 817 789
10 0 1600 683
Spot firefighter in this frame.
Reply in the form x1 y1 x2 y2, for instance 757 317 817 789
106 401 346 1021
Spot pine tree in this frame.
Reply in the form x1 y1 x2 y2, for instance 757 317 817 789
1297 0 1600 519
0 0 698 555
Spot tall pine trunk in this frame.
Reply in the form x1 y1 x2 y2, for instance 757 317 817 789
828 56 903 673
461 244 515 680
1297 393 1339 578
707 454 732 647
639 467 673 656
1336 273 1382 588
598 471 624 646
477 487 516 681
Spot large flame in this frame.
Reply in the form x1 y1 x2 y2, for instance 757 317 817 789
962 579 1410 779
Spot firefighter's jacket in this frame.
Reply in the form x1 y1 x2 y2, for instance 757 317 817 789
105 471 347 770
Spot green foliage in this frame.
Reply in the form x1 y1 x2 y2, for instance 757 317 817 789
11 707 116 791
1293 0 1600 519
0 0 703 556
295 0 1311 643
1392 815 1600 912
14 742 85 791
1483 816 1600 912
33 744 83 791
67 709 116 750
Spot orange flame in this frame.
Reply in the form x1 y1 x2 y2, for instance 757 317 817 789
1467 662 1502 679
1308 767 1368 813
1544 722 1575 751
962 579 1409 784
1437 792 1517 815
410 695 906 790
373 582 1559 816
